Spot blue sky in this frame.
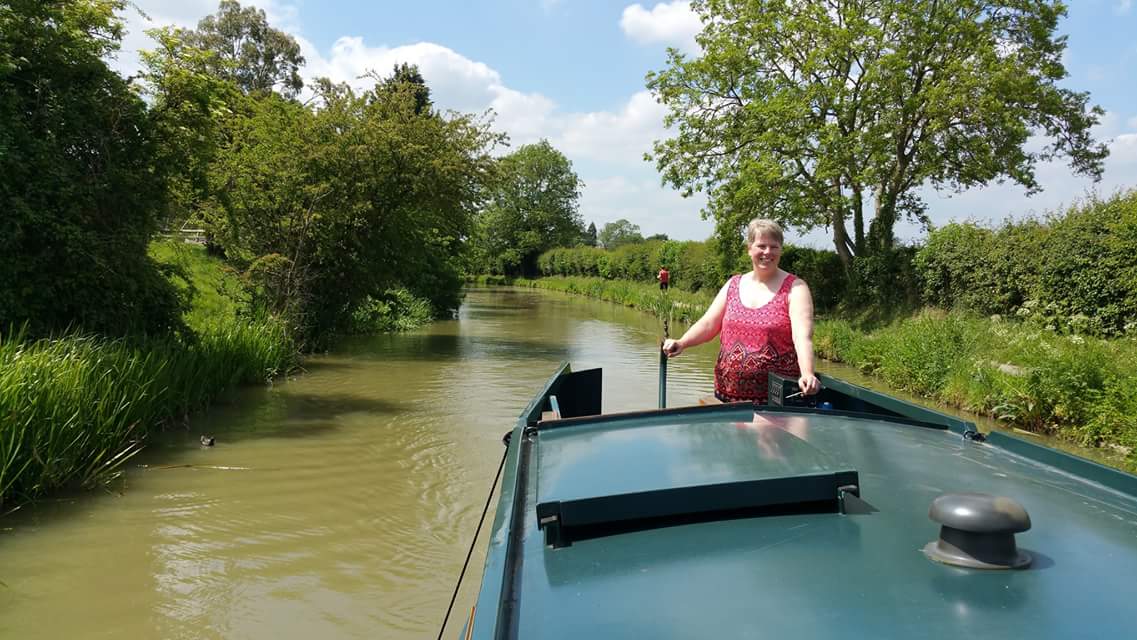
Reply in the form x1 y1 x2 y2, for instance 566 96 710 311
115 1 1137 248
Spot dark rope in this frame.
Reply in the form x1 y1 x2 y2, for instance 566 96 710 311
437 444 509 640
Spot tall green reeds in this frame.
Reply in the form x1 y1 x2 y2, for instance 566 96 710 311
814 313 1137 470
0 319 294 510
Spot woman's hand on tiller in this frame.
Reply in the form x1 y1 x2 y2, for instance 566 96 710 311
798 374 821 396
662 338 683 357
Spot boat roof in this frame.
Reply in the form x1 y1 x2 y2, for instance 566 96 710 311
471 367 1137 639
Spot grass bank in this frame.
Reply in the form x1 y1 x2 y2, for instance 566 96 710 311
0 243 296 511
814 313 1137 470
486 275 715 324
479 275 1137 471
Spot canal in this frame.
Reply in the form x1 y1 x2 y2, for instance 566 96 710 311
0 285 1116 638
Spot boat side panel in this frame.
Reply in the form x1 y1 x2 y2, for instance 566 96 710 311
467 423 523 639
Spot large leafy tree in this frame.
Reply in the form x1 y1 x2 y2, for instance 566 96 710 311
599 219 645 249
141 26 244 230
648 0 1107 268
0 0 184 336
583 222 598 247
184 0 305 98
205 75 499 342
475 141 584 275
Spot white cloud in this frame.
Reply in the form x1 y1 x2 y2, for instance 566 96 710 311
302 38 506 112
1115 1 1133 16
553 91 667 162
620 1 701 54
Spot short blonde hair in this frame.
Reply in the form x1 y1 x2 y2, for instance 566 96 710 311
745 218 784 246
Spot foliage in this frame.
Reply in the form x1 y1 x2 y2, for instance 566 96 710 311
141 25 244 230
536 238 849 310
915 191 1137 335
598 218 644 249
350 288 434 333
201 77 499 343
513 276 714 325
648 0 1107 271
183 0 305 97
779 245 849 313
0 0 186 337
847 246 921 313
470 140 584 276
378 62 432 115
150 241 251 332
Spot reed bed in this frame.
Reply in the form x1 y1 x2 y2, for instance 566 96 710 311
0 319 294 510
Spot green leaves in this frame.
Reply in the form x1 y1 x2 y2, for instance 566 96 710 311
184 0 305 98
1 0 185 337
198 74 499 343
649 0 1107 265
471 141 584 276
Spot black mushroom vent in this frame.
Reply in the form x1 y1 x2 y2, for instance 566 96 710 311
923 493 1032 569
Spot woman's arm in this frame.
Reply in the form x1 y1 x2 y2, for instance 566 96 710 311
788 278 821 395
662 280 730 357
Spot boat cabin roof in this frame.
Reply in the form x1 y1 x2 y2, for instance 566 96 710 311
471 366 1137 639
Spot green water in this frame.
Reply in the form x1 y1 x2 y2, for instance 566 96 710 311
0 286 1122 639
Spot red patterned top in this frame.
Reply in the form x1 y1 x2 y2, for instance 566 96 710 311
714 273 800 404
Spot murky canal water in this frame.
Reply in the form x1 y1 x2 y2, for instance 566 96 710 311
0 287 720 639
0 286 1120 639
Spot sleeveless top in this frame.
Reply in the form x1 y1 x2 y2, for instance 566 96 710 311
714 273 800 404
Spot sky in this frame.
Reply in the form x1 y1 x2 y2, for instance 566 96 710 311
111 0 1137 249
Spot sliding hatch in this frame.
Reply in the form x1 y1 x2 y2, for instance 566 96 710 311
533 411 860 548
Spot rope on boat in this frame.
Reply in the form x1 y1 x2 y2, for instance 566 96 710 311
437 442 509 640
658 319 669 409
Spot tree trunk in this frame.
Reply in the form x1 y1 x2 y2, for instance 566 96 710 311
831 207 854 269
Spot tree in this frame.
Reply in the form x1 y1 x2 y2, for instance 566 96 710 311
599 219 644 249
204 77 499 343
379 62 432 115
141 26 244 231
475 141 584 275
648 0 1107 270
0 0 184 336
185 0 305 98
646 233 670 242
583 222 598 247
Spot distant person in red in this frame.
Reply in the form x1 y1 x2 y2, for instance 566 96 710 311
657 267 670 291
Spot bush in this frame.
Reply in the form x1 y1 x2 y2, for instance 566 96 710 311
532 238 849 311
915 191 1137 336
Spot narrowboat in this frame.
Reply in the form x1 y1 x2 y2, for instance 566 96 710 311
463 362 1137 638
